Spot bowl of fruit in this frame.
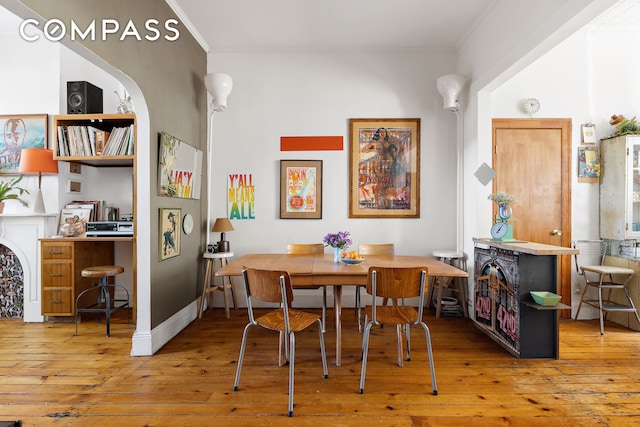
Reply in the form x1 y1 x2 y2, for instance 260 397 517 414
341 251 364 265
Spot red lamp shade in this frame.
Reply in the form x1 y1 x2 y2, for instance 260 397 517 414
18 149 58 213
18 148 58 178
19 148 58 190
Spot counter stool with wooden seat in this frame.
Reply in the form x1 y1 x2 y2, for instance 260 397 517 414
199 251 237 319
74 265 130 337
426 250 469 318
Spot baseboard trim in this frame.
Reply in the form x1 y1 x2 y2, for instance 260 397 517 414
131 299 198 356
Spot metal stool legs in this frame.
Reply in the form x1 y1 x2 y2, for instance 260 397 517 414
74 276 130 337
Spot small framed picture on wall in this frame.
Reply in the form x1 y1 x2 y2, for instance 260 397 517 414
160 208 181 260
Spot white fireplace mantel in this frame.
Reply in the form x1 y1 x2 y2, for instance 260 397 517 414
0 213 57 322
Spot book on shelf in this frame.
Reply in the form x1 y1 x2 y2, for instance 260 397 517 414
95 130 110 155
66 200 106 222
56 123 132 157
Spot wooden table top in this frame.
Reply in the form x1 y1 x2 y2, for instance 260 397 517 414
216 253 468 287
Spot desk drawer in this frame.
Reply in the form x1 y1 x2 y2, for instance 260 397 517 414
41 242 72 259
42 288 72 315
42 262 72 287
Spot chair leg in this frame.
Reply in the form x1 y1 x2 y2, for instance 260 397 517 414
574 280 590 320
288 332 295 417
598 285 605 335
317 319 328 379
396 324 403 367
623 286 640 326
359 321 373 394
321 287 327 333
233 323 253 391
405 324 411 361
356 286 362 332
278 331 286 367
418 321 438 396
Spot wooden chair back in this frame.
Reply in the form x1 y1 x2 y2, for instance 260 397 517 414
286 243 324 254
358 243 395 256
242 267 294 305
366 266 427 300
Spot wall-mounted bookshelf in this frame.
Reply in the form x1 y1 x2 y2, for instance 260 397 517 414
53 113 136 167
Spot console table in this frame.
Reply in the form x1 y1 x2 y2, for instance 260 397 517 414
473 238 577 359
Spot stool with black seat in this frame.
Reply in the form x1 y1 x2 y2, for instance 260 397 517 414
74 265 130 337
426 250 469 318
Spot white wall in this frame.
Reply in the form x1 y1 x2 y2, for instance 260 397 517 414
0 7 134 302
0 10 129 217
0 11 59 214
490 23 640 318
208 50 460 305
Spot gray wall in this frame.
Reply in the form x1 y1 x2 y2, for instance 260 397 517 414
21 0 208 328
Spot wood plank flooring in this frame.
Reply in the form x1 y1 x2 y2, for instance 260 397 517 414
1 308 640 426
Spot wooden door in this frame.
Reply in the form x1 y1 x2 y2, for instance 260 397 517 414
492 118 572 317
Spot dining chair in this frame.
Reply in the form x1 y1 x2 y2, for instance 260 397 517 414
286 243 327 332
356 243 395 331
359 266 437 396
233 267 328 417
573 239 640 334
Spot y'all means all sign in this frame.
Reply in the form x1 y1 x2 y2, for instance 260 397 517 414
228 174 255 220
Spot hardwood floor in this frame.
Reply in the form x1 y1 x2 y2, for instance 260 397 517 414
1 307 640 426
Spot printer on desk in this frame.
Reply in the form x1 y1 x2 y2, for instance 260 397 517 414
86 221 134 237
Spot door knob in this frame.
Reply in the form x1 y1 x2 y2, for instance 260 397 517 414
552 229 563 236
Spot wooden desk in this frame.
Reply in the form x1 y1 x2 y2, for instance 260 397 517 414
216 253 468 366
40 237 134 318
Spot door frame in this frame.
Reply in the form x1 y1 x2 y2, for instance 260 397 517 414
492 118 572 318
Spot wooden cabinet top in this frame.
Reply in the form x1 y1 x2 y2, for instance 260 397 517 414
40 237 134 242
474 238 578 255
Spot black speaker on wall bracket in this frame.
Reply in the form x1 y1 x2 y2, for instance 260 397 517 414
67 81 103 114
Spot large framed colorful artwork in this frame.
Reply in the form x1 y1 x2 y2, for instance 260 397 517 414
280 159 322 219
349 118 420 218
0 114 48 174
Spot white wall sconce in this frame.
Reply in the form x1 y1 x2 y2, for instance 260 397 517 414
437 74 467 112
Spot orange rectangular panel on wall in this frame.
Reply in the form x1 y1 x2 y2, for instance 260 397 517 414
280 136 343 151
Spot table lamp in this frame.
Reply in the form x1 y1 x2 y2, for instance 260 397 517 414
212 217 234 252
18 148 58 213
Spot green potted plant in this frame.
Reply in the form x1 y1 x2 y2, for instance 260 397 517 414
0 175 30 213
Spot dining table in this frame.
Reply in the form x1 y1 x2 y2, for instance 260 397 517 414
215 253 469 366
